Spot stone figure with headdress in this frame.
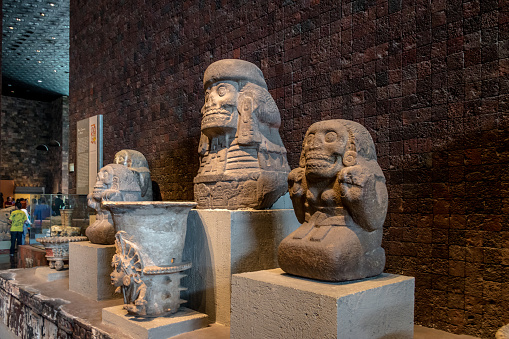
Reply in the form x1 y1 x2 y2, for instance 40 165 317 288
86 164 142 245
114 149 153 201
194 59 290 209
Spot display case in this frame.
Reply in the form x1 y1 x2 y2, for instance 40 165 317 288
27 194 90 244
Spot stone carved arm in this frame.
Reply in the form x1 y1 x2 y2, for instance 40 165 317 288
338 158 388 232
288 167 307 224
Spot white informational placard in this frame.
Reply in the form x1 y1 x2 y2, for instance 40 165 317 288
76 115 103 195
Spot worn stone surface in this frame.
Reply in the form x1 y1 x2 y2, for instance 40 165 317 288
279 119 388 281
194 59 290 210
102 305 208 339
104 201 196 317
231 268 415 339
68 242 119 300
35 267 69 282
86 164 142 245
182 208 300 325
114 149 153 201
497 324 509 339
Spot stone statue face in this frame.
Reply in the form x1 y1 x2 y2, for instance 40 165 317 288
201 80 239 137
302 121 348 180
114 150 131 167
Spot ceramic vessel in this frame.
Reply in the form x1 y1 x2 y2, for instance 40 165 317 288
38 236 88 270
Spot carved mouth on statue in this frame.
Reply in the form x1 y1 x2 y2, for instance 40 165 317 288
202 109 232 123
306 153 338 168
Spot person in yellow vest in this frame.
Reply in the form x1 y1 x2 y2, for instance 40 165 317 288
9 202 27 267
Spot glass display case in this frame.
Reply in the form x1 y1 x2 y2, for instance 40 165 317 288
27 194 90 245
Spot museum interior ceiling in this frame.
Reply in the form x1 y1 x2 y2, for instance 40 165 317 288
2 0 69 101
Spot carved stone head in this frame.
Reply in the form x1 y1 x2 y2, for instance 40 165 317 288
114 149 153 201
278 119 388 282
195 59 290 209
86 164 142 245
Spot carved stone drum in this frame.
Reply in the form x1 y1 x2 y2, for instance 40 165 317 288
103 201 196 317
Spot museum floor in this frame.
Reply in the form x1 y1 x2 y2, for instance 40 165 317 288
0 250 480 339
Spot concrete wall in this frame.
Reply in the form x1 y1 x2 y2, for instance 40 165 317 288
69 0 509 337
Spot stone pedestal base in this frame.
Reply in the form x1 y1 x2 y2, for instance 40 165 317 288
183 209 300 326
102 306 208 339
35 266 69 281
231 268 415 339
69 241 119 300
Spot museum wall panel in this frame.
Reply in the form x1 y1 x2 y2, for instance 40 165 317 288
0 96 66 192
69 0 509 337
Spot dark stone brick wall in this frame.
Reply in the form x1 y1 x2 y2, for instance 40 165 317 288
69 0 509 337
0 96 66 193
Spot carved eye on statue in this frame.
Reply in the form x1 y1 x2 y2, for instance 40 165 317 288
325 131 338 143
217 85 226 97
306 133 315 146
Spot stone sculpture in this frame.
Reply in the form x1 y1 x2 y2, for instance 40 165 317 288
104 201 196 316
114 149 153 201
86 164 142 245
194 59 290 209
278 119 388 281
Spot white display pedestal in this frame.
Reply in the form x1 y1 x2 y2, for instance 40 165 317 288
183 208 300 326
102 306 208 339
69 241 120 300
231 268 415 339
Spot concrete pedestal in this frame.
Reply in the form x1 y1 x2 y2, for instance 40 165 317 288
231 268 415 339
102 306 208 339
35 266 69 281
69 241 119 300
183 209 300 326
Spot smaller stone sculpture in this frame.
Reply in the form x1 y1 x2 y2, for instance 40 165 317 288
194 59 290 209
278 119 388 281
86 164 142 245
114 149 153 201
104 201 196 317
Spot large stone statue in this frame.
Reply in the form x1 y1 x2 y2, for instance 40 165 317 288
114 149 153 201
86 164 142 245
278 119 388 281
194 59 290 209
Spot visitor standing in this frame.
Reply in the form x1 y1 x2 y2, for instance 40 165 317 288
8 202 27 268
21 205 31 245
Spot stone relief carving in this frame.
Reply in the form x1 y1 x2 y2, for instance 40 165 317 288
114 149 153 201
194 59 290 209
86 164 142 245
278 119 388 281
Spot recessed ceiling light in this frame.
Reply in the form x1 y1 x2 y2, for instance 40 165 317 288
53 70 57 72
38 61 42 63
38 80 42 83
36 50 41 52
49 3 55 6
16 18 21 21
40 13 45 16
51 37 56 39
8 27 14 30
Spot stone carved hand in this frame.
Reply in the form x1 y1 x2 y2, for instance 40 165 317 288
338 159 388 232
288 167 306 223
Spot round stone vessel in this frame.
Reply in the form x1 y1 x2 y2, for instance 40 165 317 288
103 201 196 316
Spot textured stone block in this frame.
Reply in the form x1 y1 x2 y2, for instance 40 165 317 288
102 306 208 339
68 241 119 300
231 268 415 339
183 209 300 326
